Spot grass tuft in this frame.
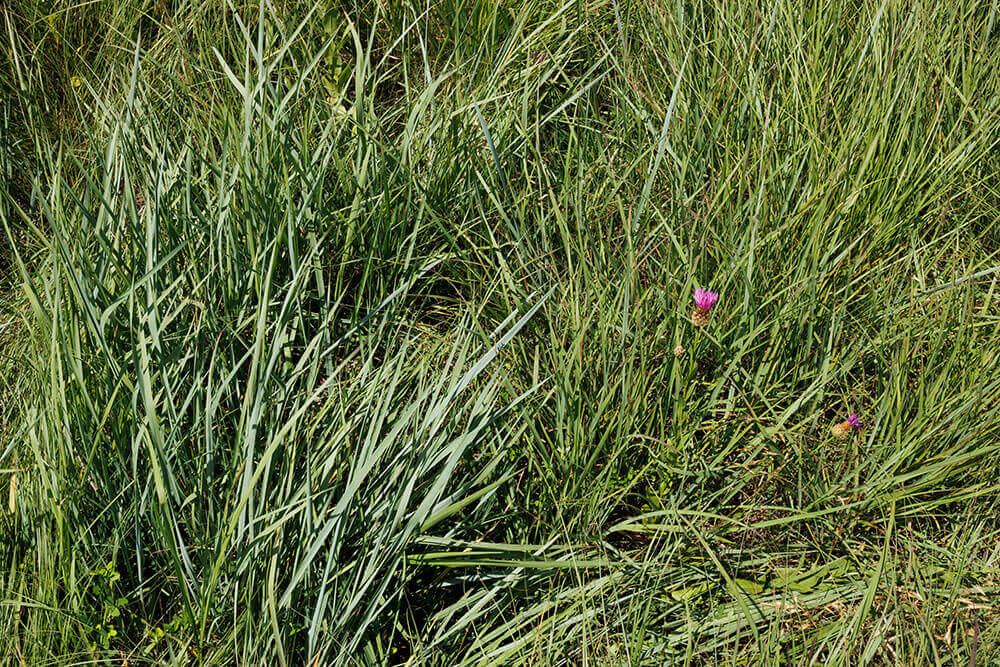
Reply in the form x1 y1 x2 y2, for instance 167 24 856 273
2 0 1000 663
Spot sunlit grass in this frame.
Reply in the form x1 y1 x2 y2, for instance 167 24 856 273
2 0 1000 664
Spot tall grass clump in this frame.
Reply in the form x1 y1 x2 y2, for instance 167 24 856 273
3 0 1000 664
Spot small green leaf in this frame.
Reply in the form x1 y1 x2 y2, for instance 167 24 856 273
729 578 765 595
670 582 709 601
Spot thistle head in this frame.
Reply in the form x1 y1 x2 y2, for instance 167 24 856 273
694 288 719 312
847 413 861 428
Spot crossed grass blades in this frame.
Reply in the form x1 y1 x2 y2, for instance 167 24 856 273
2 0 1000 664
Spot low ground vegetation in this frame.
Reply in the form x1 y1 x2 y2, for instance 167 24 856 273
2 0 1000 664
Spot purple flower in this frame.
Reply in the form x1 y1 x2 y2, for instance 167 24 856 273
694 288 719 311
847 414 861 428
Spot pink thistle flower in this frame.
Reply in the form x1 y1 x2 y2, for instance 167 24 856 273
694 288 719 311
691 288 719 327
832 413 862 439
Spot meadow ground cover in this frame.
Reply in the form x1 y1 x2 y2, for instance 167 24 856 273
2 0 1000 664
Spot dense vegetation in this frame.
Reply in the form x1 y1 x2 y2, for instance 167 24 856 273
3 0 1000 663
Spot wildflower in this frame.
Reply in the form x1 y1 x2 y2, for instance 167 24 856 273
692 288 719 327
673 344 685 357
831 413 862 440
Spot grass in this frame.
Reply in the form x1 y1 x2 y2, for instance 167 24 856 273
2 0 1000 663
